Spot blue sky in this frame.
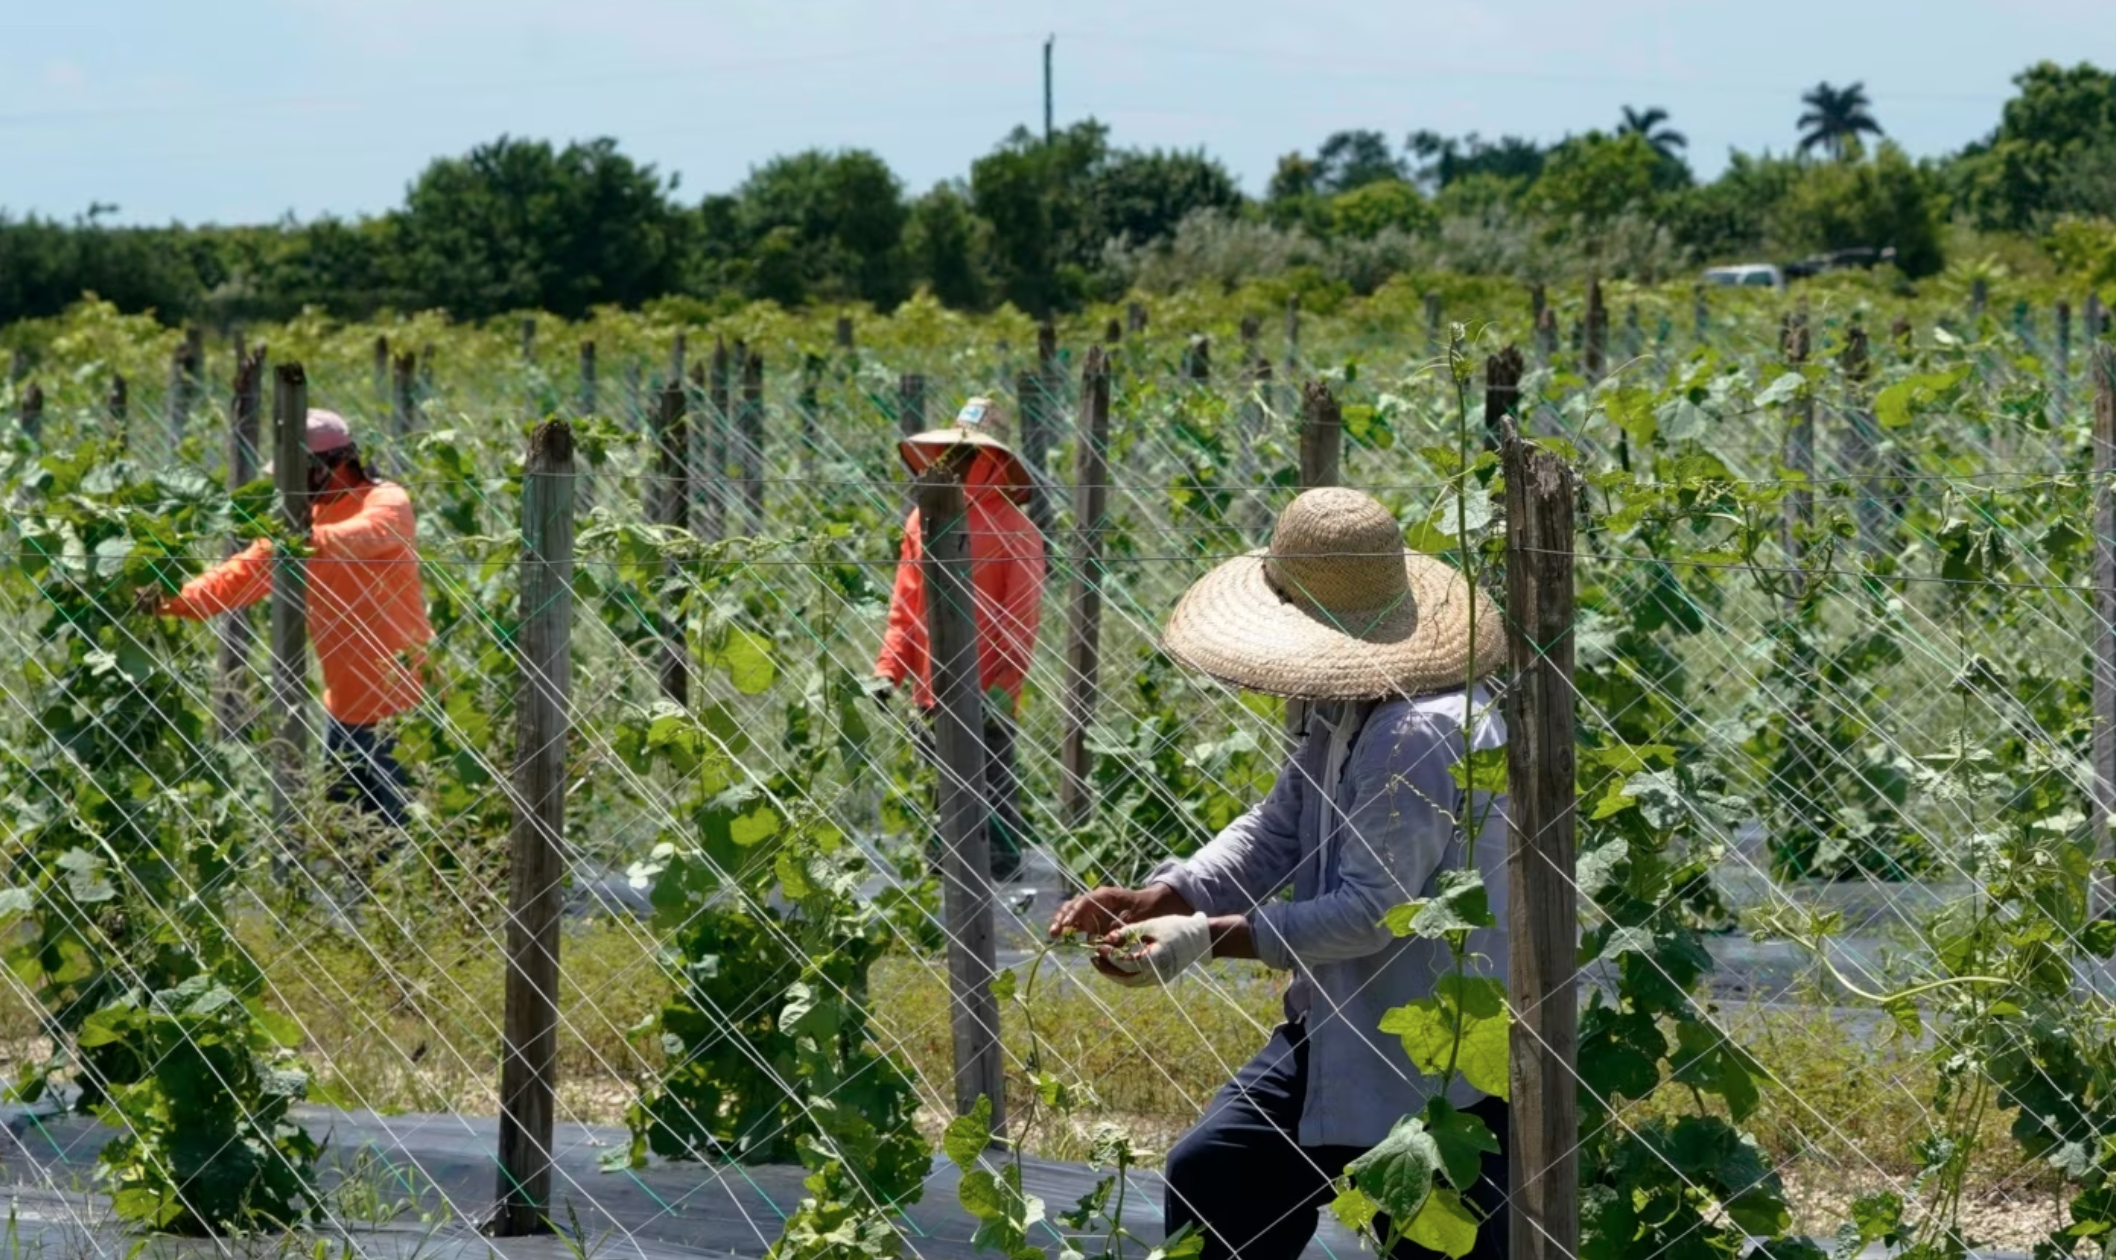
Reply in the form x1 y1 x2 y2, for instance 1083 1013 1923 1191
1 0 2108 226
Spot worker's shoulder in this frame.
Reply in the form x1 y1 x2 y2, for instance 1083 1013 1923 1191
1366 686 1505 745
357 479 416 512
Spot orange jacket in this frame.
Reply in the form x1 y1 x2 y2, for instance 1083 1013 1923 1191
876 469 1045 711
163 480 434 726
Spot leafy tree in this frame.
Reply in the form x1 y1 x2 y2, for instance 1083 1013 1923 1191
1618 106 1687 161
1665 151 1804 261
725 149 910 308
1407 131 1547 191
1328 180 1436 239
1948 62 2116 228
1798 81 1885 160
904 182 991 309
392 135 684 319
1530 131 1665 226
1770 140 1942 276
0 215 205 325
1314 129 1408 193
1267 152 1319 202
969 121 1110 314
1080 147 1244 249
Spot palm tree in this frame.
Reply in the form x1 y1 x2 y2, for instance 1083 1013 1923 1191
1798 82 1884 159
1617 106 1687 161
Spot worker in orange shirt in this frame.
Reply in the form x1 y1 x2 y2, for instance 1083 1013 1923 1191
874 397 1046 883
148 410 433 828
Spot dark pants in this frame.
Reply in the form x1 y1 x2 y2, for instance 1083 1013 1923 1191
325 719 409 828
916 706 1025 880
1164 1024 1510 1260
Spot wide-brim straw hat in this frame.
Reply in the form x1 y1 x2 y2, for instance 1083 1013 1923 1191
898 396 1030 490
1162 486 1504 700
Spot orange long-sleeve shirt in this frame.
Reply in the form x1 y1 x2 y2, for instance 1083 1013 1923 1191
163 480 434 726
875 483 1045 710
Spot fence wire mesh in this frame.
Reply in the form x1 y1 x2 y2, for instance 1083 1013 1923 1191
1 285 2115 1260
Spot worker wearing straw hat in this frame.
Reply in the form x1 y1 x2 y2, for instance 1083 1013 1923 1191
1050 486 1511 1260
873 396 1046 883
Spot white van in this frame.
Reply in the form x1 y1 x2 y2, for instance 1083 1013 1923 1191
1702 264 1785 289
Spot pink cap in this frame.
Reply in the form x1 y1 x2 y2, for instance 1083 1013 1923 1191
306 409 354 453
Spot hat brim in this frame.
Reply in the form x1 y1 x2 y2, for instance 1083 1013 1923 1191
898 428 1030 489
1161 549 1504 700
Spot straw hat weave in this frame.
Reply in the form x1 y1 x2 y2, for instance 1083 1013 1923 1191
898 396 1030 490
1162 487 1503 700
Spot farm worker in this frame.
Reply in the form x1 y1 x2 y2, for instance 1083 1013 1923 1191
148 409 433 827
873 396 1046 884
1049 486 1511 1260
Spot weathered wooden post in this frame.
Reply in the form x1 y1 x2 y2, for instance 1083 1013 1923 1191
704 343 730 539
798 352 823 469
1126 301 1148 336
107 372 129 436
2059 301 2075 388
670 331 687 387
168 328 203 452
2092 345 2116 927
1535 307 1559 366
268 365 312 827
1502 426 1580 1260
578 340 597 417
20 381 43 443
1060 347 1112 827
519 317 537 363
1284 296 1300 380
1103 317 1122 347
651 382 690 706
2091 293 2109 343
495 418 576 1237
739 347 765 533
1783 308 1814 594
7 347 26 385
216 350 265 740
392 352 418 443
1183 334 1211 384
1970 276 1990 329
1424 292 1444 359
1484 347 1524 452
1582 280 1607 383
373 335 390 406
1841 324 1884 552
1287 381 1343 739
898 372 927 440
1530 283 1547 330
919 450 1005 1129
1622 304 1643 362
835 315 856 380
1693 283 1709 342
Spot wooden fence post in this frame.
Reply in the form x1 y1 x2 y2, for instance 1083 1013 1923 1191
373 335 390 407
1484 347 1524 452
652 381 690 705
1840 324 1883 553
1287 381 1342 738
217 350 265 740
1693 284 1709 342
1183 334 1211 384
108 373 128 438
2059 301 2075 390
798 353 823 469
1622 304 1642 362
1783 308 1814 594
739 347 765 534
392 352 418 444
1239 314 1260 367
169 329 203 453
7 347 26 385
1535 308 1558 366
704 342 730 539
898 372 927 440
1284 296 1300 380
1583 280 1607 383
520 317 537 363
1127 301 1149 336
1424 292 1444 359
1970 277 1990 329
919 454 1005 1131
1060 347 1111 827
1103 318 1122 347
495 418 576 1237
268 365 311 827
1017 359 1055 543
1502 427 1580 1260
578 341 597 417
670 331 687 387
20 381 43 443
2089 293 2107 343
2092 345 2116 927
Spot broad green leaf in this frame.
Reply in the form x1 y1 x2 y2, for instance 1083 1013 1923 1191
990 969 1018 1002
1329 1185 1379 1233
1447 747 1508 796
1345 1116 1438 1224
944 1095 993 1170
1384 870 1493 941
1422 1097 1499 1191
957 1168 1004 1220
715 627 776 695
1378 975 1511 1099
1405 1188 1481 1259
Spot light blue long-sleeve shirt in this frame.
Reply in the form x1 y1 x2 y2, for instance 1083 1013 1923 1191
1147 686 1509 1149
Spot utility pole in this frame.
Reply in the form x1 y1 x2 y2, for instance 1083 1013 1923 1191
1043 35 1054 144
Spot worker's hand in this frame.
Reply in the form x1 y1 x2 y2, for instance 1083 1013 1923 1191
1050 884 1186 941
1098 913 1212 988
864 676 896 709
130 585 166 616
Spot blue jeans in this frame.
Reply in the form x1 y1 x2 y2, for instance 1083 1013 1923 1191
1163 1024 1510 1260
325 719 409 828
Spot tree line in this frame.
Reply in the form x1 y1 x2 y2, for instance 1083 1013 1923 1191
3 61 2113 329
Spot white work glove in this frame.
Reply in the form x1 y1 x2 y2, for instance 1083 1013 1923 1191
1104 913 1211 988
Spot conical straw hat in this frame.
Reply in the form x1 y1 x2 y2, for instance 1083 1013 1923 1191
898 396 1030 490
1162 487 1504 700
